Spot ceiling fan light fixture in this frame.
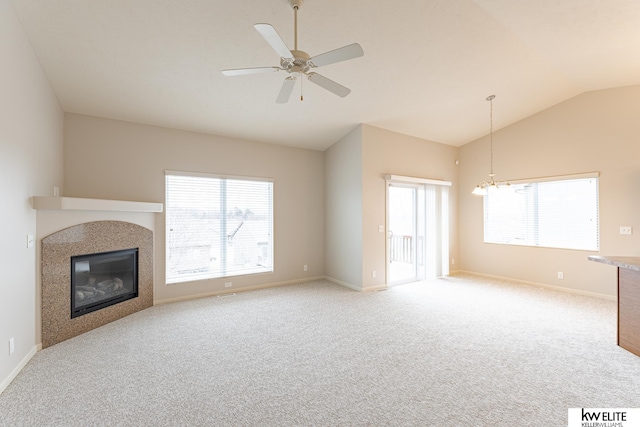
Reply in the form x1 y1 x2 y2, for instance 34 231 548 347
473 95 510 195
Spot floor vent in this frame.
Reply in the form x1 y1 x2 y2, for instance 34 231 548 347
217 293 237 298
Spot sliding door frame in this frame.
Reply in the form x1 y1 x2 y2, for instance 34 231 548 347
385 175 452 285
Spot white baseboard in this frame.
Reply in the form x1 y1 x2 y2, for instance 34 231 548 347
156 276 388 305
324 276 388 292
362 284 389 292
0 345 37 395
154 276 326 305
325 276 360 291
455 270 616 301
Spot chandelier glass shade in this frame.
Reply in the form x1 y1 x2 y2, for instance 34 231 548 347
472 174 509 195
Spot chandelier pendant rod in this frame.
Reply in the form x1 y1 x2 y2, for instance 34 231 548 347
487 94 495 180
473 94 509 195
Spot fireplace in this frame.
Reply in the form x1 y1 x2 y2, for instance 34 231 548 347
41 220 154 348
71 248 139 318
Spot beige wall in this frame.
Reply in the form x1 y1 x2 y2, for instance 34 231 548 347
324 124 459 290
361 125 459 288
459 86 640 297
63 114 325 302
0 1 63 391
324 126 363 288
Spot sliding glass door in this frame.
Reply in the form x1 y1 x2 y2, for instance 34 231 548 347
388 184 419 284
386 177 450 285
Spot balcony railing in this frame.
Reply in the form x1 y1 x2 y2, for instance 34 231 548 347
390 235 413 263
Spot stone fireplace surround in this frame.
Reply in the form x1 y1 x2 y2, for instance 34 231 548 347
34 196 162 349
41 220 153 348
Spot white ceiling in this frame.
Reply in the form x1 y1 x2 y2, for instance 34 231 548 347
9 0 640 151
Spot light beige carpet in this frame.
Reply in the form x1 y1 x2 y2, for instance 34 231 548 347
1 273 639 426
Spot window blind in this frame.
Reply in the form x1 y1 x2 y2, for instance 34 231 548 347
165 172 273 284
484 175 599 251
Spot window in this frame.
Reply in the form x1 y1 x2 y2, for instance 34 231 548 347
165 171 273 284
483 174 599 251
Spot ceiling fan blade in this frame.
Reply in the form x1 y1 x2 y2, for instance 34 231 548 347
276 77 296 104
307 73 351 98
222 67 280 76
309 43 364 68
254 23 293 59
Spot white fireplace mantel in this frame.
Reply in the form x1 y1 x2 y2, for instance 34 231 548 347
32 196 163 213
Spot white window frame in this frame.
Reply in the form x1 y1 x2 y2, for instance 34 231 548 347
483 172 599 251
165 170 274 284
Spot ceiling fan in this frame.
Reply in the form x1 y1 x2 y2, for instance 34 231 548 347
221 0 364 103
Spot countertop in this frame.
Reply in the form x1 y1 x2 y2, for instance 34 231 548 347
588 255 640 272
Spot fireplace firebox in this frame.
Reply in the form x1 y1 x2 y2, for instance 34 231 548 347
71 248 139 318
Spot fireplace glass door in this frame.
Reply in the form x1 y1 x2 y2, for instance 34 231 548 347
71 248 139 318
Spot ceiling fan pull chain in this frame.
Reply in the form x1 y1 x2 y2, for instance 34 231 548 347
301 75 304 101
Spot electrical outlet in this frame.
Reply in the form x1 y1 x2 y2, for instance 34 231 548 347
620 226 633 235
224 282 232 288
558 272 564 280
303 264 308 272
53 186 59 197
27 235 34 249
372 271 376 278
9 337 14 355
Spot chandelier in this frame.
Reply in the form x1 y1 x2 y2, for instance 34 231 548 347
472 95 509 195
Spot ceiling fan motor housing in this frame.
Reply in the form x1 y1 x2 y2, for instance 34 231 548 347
281 50 312 74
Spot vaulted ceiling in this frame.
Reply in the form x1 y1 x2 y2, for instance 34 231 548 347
10 0 640 150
